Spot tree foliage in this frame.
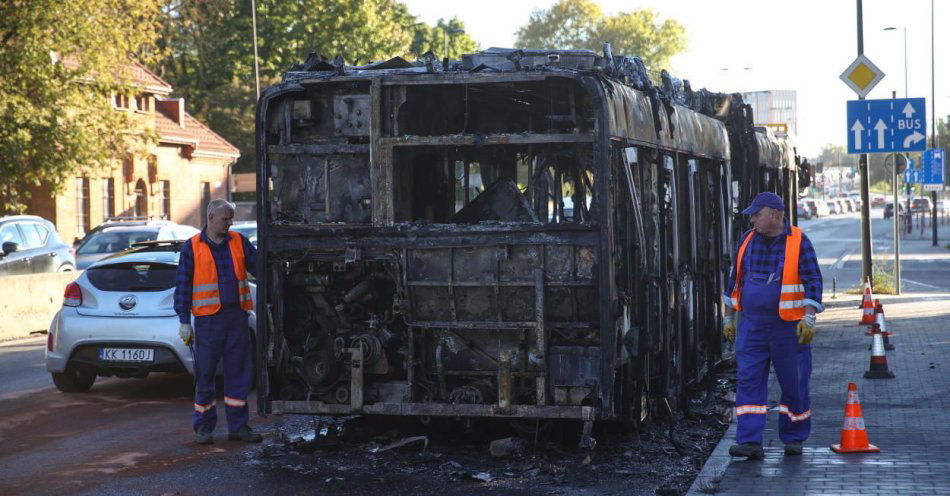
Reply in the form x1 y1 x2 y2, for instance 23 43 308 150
0 0 163 209
156 0 478 173
514 0 687 70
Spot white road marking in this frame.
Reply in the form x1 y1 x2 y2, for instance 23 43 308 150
902 278 943 290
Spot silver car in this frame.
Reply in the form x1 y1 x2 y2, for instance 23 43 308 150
45 240 256 393
74 221 200 270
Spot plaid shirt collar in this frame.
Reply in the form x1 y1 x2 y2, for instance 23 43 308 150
199 227 229 247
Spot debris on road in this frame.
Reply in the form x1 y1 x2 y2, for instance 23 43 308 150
489 437 524 459
372 435 429 453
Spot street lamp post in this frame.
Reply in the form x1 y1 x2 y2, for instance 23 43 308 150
883 26 907 97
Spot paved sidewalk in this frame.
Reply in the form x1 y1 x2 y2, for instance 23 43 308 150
689 292 950 495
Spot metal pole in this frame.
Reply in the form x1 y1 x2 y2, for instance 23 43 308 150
892 91 902 294
903 27 908 98
931 0 939 246
857 0 874 283
251 0 261 100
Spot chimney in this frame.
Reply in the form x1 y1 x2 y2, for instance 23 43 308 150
156 98 186 127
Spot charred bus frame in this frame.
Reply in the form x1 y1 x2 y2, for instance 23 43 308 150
255 48 797 427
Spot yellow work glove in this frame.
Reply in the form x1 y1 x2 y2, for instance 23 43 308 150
723 314 737 343
797 313 816 344
179 323 194 346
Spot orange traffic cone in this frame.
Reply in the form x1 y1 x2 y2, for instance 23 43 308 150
876 305 895 350
859 279 875 324
865 331 896 379
831 382 881 453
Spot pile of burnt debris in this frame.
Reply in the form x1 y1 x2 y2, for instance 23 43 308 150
247 372 735 495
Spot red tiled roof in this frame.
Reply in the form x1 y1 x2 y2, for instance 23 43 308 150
57 56 172 94
127 62 173 94
155 106 240 159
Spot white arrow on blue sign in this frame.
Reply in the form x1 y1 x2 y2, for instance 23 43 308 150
847 98 927 154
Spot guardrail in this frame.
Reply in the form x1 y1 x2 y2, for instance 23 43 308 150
0 271 80 341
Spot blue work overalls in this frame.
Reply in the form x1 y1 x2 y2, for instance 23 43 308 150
191 237 253 435
735 256 812 444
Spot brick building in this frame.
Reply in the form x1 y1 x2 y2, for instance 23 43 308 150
22 63 240 244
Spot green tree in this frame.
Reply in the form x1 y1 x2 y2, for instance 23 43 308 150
936 114 950 150
514 0 687 70
156 0 478 173
0 0 163 210
410 18 479 61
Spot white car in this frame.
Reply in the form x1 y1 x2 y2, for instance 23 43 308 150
75 221 200 270
45 240 256 392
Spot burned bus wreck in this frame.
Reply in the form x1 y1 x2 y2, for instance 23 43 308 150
255 47 797 428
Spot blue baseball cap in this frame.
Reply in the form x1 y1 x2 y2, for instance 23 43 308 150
742 192 785 215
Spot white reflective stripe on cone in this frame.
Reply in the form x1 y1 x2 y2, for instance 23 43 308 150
842 416 866 430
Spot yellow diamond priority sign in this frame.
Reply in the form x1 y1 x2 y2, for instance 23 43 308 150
840 54 885 98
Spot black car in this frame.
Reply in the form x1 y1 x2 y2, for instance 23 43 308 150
0 215 76 275
883 202 904 220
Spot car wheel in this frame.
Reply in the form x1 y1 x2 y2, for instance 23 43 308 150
51 364 96 393
57 263 75 272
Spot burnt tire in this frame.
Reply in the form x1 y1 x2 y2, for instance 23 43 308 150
51 364 96 393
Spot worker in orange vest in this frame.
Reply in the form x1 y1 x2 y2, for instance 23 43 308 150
722 192 823 459
174 199 260 445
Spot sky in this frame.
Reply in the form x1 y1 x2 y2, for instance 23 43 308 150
401 0 949 159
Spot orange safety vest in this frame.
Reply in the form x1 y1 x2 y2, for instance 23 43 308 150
730 226 806 321
190 231 253 316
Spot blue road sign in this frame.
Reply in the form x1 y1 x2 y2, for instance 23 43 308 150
921 148 945 186
847 98 927 154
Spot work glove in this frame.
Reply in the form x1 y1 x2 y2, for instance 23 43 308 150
723 314 737 343
797 313 816 344
179 323 194 346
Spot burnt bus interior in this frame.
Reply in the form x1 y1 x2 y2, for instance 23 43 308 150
256 49 799 430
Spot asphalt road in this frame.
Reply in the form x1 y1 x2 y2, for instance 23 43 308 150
0 338 279 495
798 206 950 294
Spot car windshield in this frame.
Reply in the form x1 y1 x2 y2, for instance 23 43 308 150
86 262 177 291
77 230 157 255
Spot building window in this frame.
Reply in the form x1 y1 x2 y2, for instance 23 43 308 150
76 177 90 235
159 180 171 220
134 179 147 218
102 177 115 219
200 182 211 224
114 93 129 109
135 94 150 112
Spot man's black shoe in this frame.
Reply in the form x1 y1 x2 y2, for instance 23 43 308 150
228 425 263 443
784 442 803 456
728 442 764 459
195 427 214 445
